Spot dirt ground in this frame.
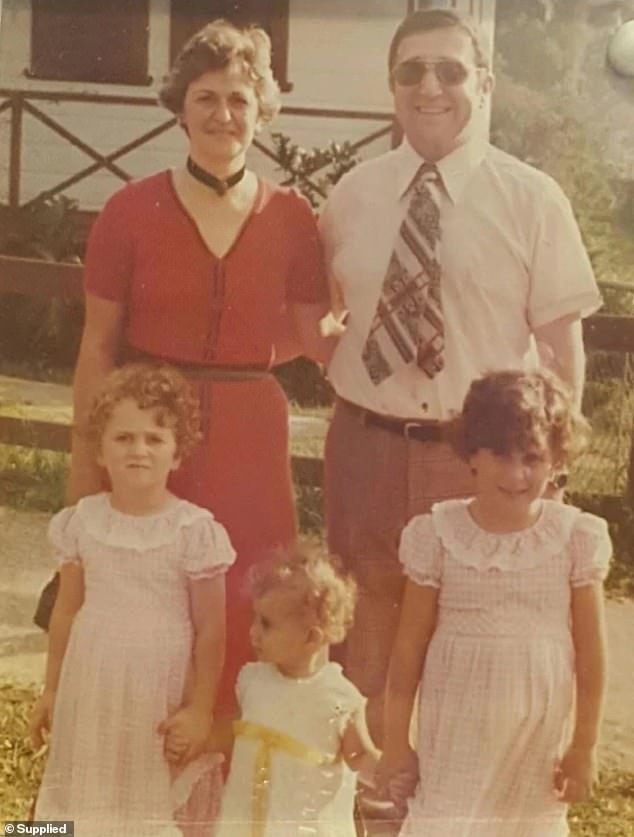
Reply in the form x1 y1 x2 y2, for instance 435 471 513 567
1 504 632 771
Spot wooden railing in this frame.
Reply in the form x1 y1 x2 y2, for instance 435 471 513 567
0 88 394 210
2 253 634 495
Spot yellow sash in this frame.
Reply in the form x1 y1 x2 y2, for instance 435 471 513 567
233 719 340 837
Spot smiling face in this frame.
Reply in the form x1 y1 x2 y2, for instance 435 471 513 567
391 26 492 161
469 445 553 518
98 399 180 496
250 589 320 677
180 63 260 170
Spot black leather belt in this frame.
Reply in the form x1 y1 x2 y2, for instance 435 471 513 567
339 397 447 443
124 346 270 381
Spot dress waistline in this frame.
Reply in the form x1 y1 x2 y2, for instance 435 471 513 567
123 346 271 382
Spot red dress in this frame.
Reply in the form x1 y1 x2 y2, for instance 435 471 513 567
84 171 328 712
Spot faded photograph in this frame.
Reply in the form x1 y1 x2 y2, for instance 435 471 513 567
0 2 633 836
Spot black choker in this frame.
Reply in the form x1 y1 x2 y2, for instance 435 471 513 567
186 157 246 196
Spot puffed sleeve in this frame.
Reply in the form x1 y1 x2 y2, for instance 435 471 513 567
182 514 236 580
399 514 443 588
285 190 329 304
569 512 611 587
235 662 259 708
334 680 366 742
48 506 82 566
83 185 135 302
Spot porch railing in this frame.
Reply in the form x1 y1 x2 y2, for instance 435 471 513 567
0 88 394 210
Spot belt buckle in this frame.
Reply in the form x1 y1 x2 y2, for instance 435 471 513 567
403 421 422 440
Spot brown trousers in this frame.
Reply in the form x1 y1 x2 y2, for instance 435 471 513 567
324 397 475 740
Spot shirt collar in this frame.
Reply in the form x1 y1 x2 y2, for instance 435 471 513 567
395 135 488 204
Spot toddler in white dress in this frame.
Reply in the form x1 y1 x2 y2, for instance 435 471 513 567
217 552 380 837
379 369 611 837
30 363 236 837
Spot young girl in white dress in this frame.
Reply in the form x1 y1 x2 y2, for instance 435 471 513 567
30 363 236 837
379 369 611 837
216 552 379 837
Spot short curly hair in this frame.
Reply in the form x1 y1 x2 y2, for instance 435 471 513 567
158 19 281 124
449 369 589 470
86 363 202 460
250 551 357 645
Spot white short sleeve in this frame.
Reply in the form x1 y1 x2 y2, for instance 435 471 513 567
569 512 611 587
182 514 236 580
528 180 602 328
399 514 443 588
48 506 82 566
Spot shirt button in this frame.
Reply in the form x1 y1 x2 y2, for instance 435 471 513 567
421 402 429 412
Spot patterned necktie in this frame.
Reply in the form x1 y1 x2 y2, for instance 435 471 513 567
362 163 444 385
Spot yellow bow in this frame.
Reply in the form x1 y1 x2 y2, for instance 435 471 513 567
233 719 339 837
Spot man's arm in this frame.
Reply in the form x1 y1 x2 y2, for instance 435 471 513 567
534 313 585 407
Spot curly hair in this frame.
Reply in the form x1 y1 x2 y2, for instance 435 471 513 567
449 369 589 470
250 551 357 646
158 19 281 124
86 363 202 460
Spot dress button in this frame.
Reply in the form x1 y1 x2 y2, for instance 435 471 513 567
421 402 429 412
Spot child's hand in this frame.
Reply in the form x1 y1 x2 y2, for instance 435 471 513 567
375 745 419 798
553 745 598 803
30 689 56 749
158 705 211 765
319 310 348 339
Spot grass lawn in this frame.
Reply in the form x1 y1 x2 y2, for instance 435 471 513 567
1 684 633 832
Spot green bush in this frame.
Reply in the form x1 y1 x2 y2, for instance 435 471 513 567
0 196 84 368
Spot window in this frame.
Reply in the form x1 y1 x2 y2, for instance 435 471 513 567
170 0 292 92
29 0 150 85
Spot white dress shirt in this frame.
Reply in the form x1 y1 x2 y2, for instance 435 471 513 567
319 138 602 420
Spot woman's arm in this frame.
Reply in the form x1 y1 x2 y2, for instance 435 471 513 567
555 582 607 802
30 562 85 746
160 575 226 762
378 581 439 784
67 294 125 502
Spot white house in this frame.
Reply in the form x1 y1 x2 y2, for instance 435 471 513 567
0 0 496 212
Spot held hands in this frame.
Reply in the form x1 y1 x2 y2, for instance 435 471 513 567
158 705 211 766
553 745 598 803
30 689 56 749
375 744 419 811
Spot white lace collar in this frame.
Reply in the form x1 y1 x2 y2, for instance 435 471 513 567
75 492 213 551
432 499 581 571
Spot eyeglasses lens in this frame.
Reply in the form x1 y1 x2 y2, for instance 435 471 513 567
392 60 469 87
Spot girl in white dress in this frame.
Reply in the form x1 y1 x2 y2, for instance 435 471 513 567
216 553 379 837
379 369 611 837
30 364 236 837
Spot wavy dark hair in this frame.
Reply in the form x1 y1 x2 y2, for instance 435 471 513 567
449 369 589 470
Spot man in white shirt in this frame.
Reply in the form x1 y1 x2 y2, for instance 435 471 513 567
319 8 601 743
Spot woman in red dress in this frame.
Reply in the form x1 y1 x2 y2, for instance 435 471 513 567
68 20 333 716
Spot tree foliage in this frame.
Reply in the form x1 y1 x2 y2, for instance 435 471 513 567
491 0 634 311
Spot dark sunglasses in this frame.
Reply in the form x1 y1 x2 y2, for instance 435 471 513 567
391 59 472 87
